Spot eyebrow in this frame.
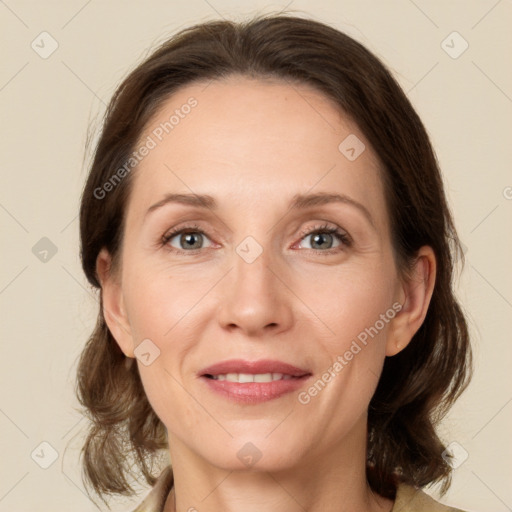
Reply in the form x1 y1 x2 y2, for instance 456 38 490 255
145 192 375 227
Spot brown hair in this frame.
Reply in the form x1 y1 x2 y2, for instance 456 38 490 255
76 11 472 506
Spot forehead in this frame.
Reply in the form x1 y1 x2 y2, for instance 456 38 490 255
127 76 387 229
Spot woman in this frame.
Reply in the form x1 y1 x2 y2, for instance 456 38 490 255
76 13 474 512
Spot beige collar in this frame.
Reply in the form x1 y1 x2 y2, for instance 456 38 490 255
133 465 467 512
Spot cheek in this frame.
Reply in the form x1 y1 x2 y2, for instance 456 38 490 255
304 261 398 405
298 259 397 344
122 262 202 342
296 268 397 428
330 279 395 349
121 268 203 431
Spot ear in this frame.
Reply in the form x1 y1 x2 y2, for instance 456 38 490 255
386 246 436 357
96 248 135 358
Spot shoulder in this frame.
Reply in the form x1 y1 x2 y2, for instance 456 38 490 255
131 465 174 512
392 483 471 512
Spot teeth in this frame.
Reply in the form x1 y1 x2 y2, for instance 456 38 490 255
211 372 293 382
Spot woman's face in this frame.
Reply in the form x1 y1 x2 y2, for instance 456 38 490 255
100 76 421 472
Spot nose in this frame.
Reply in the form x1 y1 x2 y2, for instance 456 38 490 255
217 243 293 338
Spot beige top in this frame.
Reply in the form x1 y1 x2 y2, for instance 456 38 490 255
132 465 470 512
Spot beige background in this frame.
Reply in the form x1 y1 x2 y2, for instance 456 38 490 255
1 1 511 511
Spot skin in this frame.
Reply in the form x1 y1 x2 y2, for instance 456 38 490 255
97 76 436 512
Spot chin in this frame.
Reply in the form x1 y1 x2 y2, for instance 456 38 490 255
194 434 306 473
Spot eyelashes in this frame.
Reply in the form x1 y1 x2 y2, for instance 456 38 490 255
161 222 352 255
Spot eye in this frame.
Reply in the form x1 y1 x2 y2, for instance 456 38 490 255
162 224 214 253
161 222 351 255
296 223 352 253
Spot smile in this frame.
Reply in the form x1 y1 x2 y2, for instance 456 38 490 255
206 372 295 382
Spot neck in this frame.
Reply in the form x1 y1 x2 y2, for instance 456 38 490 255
164 415 394 512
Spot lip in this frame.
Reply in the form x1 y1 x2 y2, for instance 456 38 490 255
199 359 311 377
198 359 312 404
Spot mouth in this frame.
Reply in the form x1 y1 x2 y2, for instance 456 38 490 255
198 359 312 404
204 372 299 382
199 358 311 378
